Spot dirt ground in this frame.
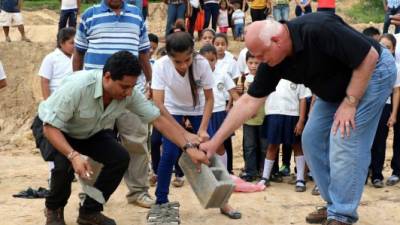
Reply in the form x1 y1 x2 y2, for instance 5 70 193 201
1 2 400 225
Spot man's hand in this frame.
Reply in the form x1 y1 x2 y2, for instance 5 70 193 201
387 113 397 127
71 156 93 180
186 148 210 172
197 129 210 143
332 100 357 138
294 120 304 136
390 14 400 25
199 139 219 159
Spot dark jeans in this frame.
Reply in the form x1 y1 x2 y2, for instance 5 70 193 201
224 136 234 174
188 7 200 38
150 127 183 177
243 124 267 176
371 104 400 180
203 3 219 30
250 8 267 22
142 6 148 21
166 3 186 36
295 4 312 17
45 130 130 213
58 8 78 30
383 6 400 34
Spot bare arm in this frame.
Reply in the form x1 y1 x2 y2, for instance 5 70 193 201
0 79 7 89
77 0 81 13
332 47 379 137
72 49 85 71
346 47 379 102
388 87 400 127
43 124 92 179
198 89 214 135
201 93 266 157
383 0 388 11
152 89 201 143
294 98 307 135
228 88 240 101
139 52 152 82
40 77 51 100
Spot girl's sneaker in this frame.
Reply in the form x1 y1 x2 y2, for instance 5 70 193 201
295 180 306 192
386 175 400 186
311 185 320 196
172 176 184 188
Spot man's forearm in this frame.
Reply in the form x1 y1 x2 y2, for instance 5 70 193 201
346 47 378 102
43 124 75 157
139 52 152 82
212 93 266 145
392 88 400 116
152 115 189 148
72 49 85 71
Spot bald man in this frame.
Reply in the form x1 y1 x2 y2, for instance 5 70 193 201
200 13 397 225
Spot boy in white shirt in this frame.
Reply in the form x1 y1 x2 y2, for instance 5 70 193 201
231 3 245 41
0 61 7 89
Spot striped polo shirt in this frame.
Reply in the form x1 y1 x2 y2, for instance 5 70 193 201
75 1 150 70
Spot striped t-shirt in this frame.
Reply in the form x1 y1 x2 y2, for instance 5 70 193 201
75 1 150 70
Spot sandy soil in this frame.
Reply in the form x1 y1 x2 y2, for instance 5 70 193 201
1 2 400 225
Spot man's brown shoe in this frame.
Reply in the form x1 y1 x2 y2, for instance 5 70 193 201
44 208 66 225
322 219 350 225
305 206 327 224
77 211 116 225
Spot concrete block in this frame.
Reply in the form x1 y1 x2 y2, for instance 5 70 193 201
178 153 235 209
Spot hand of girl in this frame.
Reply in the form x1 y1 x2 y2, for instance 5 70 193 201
387 113 397 127
294 121 304 136
198 129 210 142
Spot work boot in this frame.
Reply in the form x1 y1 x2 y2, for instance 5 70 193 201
305 206 327 224
77 211 116 225
44 208 66 225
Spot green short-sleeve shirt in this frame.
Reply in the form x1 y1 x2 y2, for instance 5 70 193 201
38 70 160 139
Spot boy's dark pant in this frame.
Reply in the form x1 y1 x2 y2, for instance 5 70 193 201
59 8 78 30
250 8 267 22
243 124 267 176
45 130 130 213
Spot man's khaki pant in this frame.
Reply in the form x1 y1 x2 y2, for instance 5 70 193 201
81 111 150 202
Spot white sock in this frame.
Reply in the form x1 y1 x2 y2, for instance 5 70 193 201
262 159 275 179
295 155 306 181
217 151 228 169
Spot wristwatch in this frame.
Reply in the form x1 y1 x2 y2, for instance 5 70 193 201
345 95 359 106
182 142 199 152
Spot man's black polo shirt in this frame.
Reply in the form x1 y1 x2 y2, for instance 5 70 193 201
248 12 381 103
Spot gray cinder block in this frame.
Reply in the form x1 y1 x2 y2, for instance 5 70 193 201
178 153 235 209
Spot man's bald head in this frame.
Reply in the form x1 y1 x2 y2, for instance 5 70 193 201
244 19 291 66
245 20 284 51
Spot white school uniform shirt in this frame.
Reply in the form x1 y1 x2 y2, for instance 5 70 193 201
151 54 214 116
0 61 6 80
265 79 312 116
237 47 248 74
215 53 240 100
386 63 400 104
38 48 73 94
395 33 400 64
61 0 78 10
232 9 245 25
212 69 236 112
218 9 229 27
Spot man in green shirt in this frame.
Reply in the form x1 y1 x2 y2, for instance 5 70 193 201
38 51 208 225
